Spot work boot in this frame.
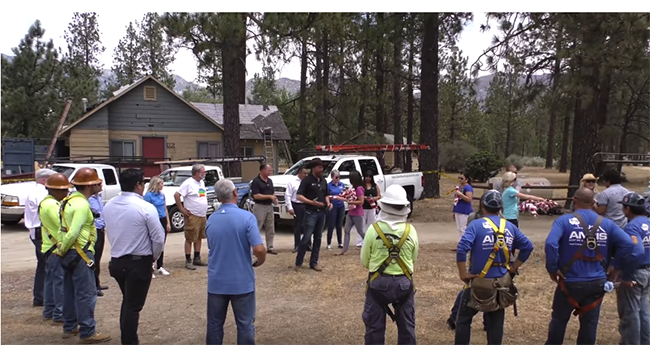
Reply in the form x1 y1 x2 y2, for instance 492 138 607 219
446 317 456 330
310 265 323 272
79 332 111 344
267 248 278 255
185 260 196 270
62 329 79 339
193 257 207 266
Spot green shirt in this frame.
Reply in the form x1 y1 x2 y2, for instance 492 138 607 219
59 192 96 255
361 221 419 275
39 195 61 253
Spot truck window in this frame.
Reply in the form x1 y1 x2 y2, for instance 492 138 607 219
338 160 355 172
102 169 118 185
358 159 379 176
205 170 219 188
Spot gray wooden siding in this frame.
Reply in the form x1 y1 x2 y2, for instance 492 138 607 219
75 107 109 130
107 80 219 132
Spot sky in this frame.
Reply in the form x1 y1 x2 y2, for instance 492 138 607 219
0 12 497 84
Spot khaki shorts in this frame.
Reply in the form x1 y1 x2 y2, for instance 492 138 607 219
184 214 207 241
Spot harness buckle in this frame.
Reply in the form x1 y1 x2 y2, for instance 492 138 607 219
586 236 597 250
87 260 95 268
388 249 400 264
496 235 506 249
60 226 68 233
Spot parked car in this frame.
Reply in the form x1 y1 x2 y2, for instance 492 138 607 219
1 163 121 226
145 165 250 232
239 155 424 223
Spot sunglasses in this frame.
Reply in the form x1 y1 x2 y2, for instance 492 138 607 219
458 177 465 180
333 176 340 179
585 180 596 183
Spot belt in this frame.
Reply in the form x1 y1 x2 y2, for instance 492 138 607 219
491 262 509 267
254 201 272 205
112 254 153 261
370 272 408 278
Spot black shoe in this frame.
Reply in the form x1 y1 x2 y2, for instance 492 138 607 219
446 317 456 330
306 246 312 252
33 302 44 307
97 290 104 297
98 285 108 290
338 244 343 249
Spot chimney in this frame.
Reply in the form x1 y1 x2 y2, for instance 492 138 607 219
263 104 269 111
82 98 88 114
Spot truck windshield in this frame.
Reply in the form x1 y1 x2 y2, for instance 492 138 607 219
51 166 75 178
161 171 192 186
284 159 336 177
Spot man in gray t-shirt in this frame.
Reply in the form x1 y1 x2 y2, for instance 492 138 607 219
595 170 630 228
494 165 520 193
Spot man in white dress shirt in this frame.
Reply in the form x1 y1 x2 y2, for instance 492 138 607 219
24 168 57 307
286 166 308 253
104 168 165 345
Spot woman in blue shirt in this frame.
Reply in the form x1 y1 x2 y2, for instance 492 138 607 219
326 169 346 250
453 172 474 241
144 176 171 277
501 171 546 227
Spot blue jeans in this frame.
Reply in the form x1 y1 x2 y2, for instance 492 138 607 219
454 288 505 345
61 251 97 339
545 279 606 345
326 205 345 246
206 291 256 345
295 209 325 268
43 253 64 321
617 268 650 345
362 274 416 345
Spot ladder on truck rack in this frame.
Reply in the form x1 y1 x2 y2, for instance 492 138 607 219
261 127 274 172
313 144 431 153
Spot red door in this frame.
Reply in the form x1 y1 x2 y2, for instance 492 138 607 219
142 137 165 177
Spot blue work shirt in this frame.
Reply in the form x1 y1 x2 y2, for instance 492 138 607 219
456 214 534 278
88 194 105 230
206 203 263 295
144 191 166 219
617 216 650 281
452 184 474 215
327 181 345 208
545 209 638 282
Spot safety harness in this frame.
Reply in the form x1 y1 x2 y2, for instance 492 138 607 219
366 222 414 322
478 217 511 277
58 194 96 268
38 198 59 258
559 213 606 318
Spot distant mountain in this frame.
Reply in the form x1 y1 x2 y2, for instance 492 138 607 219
244 77 301 99
98 69 197 94
1 53 14 63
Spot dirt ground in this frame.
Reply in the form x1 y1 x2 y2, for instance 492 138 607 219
412 166 650 223
1 219 625 345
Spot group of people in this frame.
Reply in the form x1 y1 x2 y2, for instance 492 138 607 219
446 165 650 345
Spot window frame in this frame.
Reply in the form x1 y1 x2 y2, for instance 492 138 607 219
196 141 221 159
110 140 136 158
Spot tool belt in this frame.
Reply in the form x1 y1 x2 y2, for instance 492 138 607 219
466 217 519 313
58 194 96 269
366 222 415 322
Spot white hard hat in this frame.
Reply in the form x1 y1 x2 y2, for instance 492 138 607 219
377 185 410 214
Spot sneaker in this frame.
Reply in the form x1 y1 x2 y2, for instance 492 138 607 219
356 243 363 248
158 267 170 275
62 329 79 339
193 258 207 266
152 273 156 279
338 244 343 249
185 261 196 270
96 289 104 297
310 265 323 272
79 332 111 344
327 245 332 250
267 248 278 255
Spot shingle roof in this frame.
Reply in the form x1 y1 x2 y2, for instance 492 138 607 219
191 103 291 141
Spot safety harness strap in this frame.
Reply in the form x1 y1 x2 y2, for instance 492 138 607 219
369 222 412 284
559 213 605 318
58 194 96 267
479 217 511 278
38 198 59 256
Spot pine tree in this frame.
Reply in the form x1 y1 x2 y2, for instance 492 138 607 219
61 12 105 121
112 21 143 86
138 13 176 89
1 20 64 138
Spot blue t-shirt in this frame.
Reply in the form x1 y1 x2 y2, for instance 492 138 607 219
206 203 263 295
453 184 474 215
545 209 639 282
502 186 519 220
144 191 166 219
618 216 650 280
327 181 345 208
456 214 534 278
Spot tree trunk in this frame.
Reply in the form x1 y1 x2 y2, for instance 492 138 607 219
315 40 324 144
545 23 564 169
392 36 403 168
358 53 368 134
375 52 385 135
321 31 330 144
221 43 241 177
559 93 575 173
237 14 247 104
405 36 415 172
337 44 346 143
419 13 440 198
298 36 308 151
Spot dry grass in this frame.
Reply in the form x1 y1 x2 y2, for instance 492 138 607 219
1 242 625 344
411 166 650 223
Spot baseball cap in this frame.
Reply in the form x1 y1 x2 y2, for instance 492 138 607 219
482 190 503 209
619 192 645 208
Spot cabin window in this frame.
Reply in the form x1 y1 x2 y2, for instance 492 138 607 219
143 86 157 101
197 141 221 158
110 140 136 158
241 146 254 156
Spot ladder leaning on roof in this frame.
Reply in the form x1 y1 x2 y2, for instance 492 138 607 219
261 127 275 173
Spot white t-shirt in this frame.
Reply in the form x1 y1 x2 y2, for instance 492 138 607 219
25 183 49 239
178 178 208 217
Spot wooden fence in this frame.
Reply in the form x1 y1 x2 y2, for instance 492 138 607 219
470 183 580 202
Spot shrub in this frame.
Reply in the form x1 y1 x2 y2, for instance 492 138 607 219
505 154 524 171
522 156 546 167
439 141 478 172
465 151 506 183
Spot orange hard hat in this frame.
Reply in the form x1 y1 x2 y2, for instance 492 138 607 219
70 168 103 186
45 173 73 190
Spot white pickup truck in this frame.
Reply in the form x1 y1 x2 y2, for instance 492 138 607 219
240 155 424 223
1 163 121 226
145 165 250 232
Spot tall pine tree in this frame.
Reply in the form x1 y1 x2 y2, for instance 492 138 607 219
1 20 64 138
111 21 143 86
138 13 176 89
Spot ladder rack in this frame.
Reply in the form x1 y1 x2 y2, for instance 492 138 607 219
313 144 431 153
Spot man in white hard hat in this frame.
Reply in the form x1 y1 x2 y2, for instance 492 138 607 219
361 184 419 345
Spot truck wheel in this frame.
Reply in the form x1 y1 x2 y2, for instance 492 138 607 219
169 206 185 233
407 200 414 219
240 195 253 212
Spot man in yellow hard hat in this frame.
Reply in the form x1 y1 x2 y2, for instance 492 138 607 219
40 173 72 324
56 167 111 343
